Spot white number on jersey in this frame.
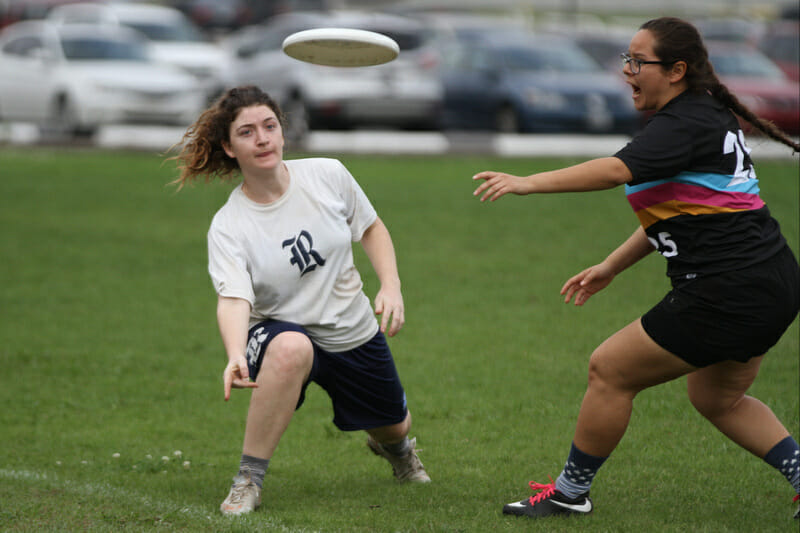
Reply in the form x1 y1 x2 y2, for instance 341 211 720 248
648 231 679 258
723 130 756 187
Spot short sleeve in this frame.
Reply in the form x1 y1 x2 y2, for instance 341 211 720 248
207 219 255 304
615 111 693 184
334 160 377 241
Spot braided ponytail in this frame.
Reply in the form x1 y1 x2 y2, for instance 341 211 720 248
641 17 799 153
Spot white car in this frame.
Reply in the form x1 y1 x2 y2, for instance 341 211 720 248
47 2 233 102
0 21 206 136
223 11 443 142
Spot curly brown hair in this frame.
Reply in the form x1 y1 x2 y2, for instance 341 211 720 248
169 86 287 189
641 17 799 152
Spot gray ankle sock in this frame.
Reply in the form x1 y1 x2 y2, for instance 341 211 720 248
382 437 411 457
239 454 269 488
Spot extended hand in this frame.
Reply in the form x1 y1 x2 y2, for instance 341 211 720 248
560 262 616 306
472 171 526 202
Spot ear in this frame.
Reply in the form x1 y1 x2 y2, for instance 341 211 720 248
669 60 687 83
222 140 235 159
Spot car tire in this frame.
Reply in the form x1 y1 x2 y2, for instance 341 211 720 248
43 94 95 140
494 104 521 133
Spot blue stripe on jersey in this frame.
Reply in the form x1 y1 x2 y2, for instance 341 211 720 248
625 171 761 196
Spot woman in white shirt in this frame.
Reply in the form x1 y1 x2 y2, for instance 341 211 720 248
171 86 430 516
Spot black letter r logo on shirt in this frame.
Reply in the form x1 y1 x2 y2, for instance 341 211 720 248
282 230 326 276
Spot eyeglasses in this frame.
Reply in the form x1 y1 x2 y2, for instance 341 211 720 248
620 53 673 74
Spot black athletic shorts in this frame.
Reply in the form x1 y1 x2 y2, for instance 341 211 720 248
245 320 408 431
642 245 799 367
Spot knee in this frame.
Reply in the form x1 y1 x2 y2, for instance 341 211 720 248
262 332 313 378
688 386 737 420
586 349 616 391
586 348 638 398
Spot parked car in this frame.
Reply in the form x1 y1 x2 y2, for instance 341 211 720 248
0 0 88 29
757 20 799 81
437 31 641 134
572 32 632 74
47 2 233 101
707 40 800 135
222 10 442 142
0 20 205 136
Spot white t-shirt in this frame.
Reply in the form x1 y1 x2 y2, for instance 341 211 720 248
208 158 379 351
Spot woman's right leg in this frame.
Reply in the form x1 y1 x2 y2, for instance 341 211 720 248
242 331 314 459
503 318 695 518
221 331 314 515
572 318 695 457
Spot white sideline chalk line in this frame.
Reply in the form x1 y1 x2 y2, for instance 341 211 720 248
0 468 317 531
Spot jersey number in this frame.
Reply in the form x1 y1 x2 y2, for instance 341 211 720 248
648 231 678 258
723 130 755 186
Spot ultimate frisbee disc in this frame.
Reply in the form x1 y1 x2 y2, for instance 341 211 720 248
282 28 399 67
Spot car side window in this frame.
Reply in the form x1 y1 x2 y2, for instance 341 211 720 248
3 36 45 57
470 48 493 72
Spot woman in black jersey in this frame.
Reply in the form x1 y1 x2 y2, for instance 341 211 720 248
472 17 800 520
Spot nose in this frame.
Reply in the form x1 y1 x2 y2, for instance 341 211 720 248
622 60 634 76
254 126 269 145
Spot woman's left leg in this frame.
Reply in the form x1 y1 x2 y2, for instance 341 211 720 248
366 412 430 483
687 356 791 459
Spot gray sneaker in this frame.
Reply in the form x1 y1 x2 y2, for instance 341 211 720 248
367 436 431 483
220 474 262 515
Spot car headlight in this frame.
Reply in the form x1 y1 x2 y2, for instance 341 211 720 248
524 88 568 110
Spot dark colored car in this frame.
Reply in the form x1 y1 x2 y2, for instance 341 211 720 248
438 31 641 134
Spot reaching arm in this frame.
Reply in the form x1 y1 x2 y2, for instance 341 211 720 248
360 216 404 337
217 295 258 400
473 157 633 202
561 226 656 306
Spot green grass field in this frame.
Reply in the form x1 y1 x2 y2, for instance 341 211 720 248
0 146 797 532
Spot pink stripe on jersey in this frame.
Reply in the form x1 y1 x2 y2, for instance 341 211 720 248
627 181 764 213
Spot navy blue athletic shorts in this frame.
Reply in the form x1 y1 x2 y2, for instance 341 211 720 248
245 320 408 431
642 246 800 368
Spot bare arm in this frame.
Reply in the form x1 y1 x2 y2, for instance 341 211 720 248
217 295 258 400
473 157 633 201
561 226 655 306
360 216 404 337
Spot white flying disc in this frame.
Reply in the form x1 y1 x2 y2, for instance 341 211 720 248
282 28 399 67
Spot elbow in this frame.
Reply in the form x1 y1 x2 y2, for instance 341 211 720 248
607 157 633 187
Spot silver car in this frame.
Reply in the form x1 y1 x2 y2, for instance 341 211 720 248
223 11 443 142
0 21 206 137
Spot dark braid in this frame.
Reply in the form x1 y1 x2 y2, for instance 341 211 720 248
641 17 799 153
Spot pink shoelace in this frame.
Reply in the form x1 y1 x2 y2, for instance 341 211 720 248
528 476 557 505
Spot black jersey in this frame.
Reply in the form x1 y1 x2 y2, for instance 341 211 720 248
615 91 786 281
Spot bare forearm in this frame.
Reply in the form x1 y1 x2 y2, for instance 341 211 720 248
603 226 655 275
216 295 251 361
360 217 401 289
525 157 633 193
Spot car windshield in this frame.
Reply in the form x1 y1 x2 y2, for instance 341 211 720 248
500 43 600 73
124 21 206 42
60 36 149 61
710 49 785 78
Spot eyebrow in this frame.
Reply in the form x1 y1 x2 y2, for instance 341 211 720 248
235 116 278 131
